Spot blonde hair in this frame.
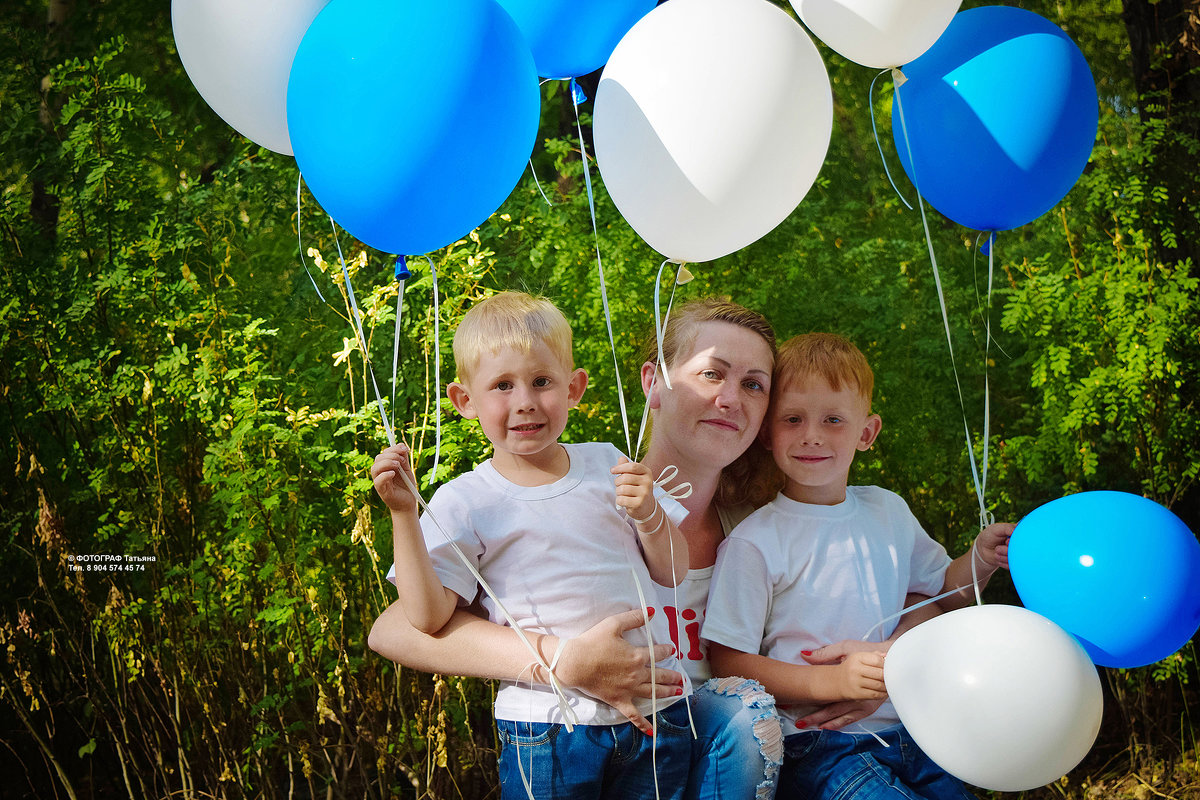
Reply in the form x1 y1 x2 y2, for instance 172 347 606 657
772 333 875 411
453 291 574 383
640 297 779 509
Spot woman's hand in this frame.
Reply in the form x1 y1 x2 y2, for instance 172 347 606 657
803 638 889 665
553 609 684 736
796 698 885 731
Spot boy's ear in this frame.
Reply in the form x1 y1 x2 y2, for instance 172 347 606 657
640 361 661 409
567 368 588 408
447 382 477 419
857 414 882 451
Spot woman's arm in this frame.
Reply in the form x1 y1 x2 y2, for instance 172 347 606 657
368 602 684 735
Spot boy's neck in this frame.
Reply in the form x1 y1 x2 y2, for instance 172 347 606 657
490 443 571 487
782 480 849 506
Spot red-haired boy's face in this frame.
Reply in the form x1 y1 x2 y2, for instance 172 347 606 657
764 374 881 506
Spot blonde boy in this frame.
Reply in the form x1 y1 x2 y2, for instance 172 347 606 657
703 333 1012 800
373 292 693 799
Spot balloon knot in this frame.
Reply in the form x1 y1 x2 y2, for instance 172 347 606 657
570 79 588 105
979 232 996 256
394 255 412 281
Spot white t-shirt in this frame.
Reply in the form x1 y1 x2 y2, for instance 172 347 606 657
702 485 951 731
389 441 688 725
651 503 752 683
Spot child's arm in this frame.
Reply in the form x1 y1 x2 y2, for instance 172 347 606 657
801 592 941 663
708 642 886 706
939 521 1015 611
371 443 459 634
794 593 939 730
611 457 689 586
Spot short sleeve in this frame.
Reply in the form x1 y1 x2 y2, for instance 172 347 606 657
899 499 952 596
384 482 482 606
701 536 771 655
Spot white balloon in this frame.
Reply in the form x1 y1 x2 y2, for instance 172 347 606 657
172 0 330 155
885 605 1103 792
791 0 960 69
593 0 832 264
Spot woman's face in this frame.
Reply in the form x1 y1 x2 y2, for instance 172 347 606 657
644 320 774 471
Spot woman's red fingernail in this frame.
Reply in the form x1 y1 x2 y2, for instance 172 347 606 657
801 650 812 656
796 720 808 728
675 687 683 696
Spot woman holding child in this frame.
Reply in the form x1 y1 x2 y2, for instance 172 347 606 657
370 297 786 798
370 295 1012 799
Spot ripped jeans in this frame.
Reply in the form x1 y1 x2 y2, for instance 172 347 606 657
687 677 783 800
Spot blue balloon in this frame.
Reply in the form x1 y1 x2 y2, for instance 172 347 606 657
891 6 1099 232
287 0 539 255
496 0 656 79
1009 491 1200 668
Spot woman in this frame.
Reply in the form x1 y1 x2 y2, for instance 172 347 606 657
371 298 808 796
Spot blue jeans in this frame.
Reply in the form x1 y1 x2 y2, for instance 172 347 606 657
780 727 977 800
687 677 782 800
496 700 692 800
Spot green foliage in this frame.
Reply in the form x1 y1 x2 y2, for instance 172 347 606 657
998 112 1200 506
1 1 1198 798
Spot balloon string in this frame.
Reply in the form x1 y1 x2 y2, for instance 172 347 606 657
636 260 688 458
324 222 577 734
892 74 989 528
294 175 329 303
329 216 397 446
428 255 442 481
869 71 913 211
572 79 634 457
528 158 554 208
392 257 410 417
627 559 664 800
859 538 992 642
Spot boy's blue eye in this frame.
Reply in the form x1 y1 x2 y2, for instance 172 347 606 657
496 381 512 391
827 416 843 424
533 377 551 388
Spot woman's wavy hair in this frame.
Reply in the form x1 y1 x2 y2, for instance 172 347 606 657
640 297 783 509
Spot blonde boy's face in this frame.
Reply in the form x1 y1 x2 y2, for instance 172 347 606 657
764 373 881 505
448 341 587 472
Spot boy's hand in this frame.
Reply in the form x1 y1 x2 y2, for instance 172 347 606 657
835 651 887 701
611 457 657 523
371 443 418 514
975 521 1015 570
